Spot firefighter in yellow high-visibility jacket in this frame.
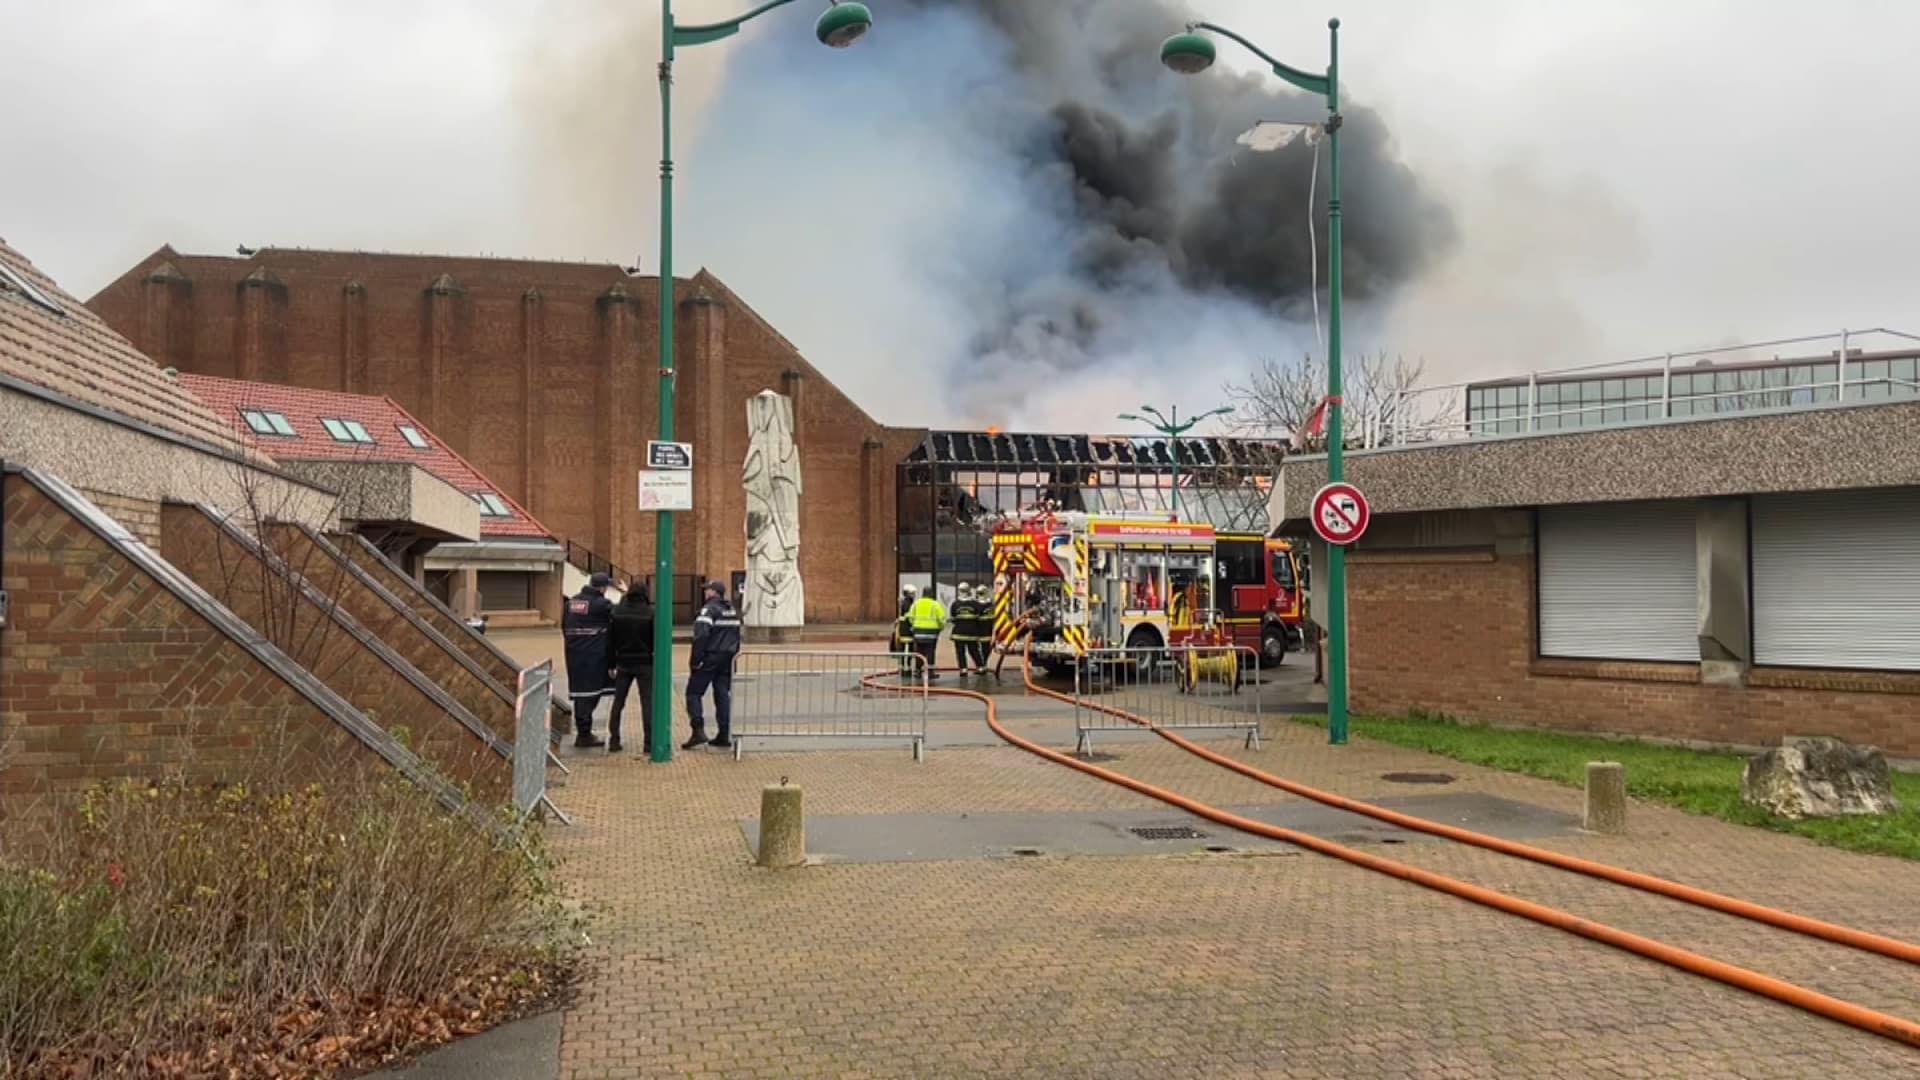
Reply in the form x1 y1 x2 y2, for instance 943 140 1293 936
906 587 949 682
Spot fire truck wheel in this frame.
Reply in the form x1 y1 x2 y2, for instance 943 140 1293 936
1125 625 1164 667
1261 627 1287 665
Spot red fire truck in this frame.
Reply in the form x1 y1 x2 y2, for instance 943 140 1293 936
988 512 1306 675
986 512 1218 675
1215 532 1307 664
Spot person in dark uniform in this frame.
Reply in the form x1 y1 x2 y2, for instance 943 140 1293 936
606 582 656 755
684 581 743 750
892 585 917 676
950 583 988 675
561 572 615 748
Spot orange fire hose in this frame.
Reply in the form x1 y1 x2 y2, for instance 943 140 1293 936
1025 660 1920 967
856 664 1920 1050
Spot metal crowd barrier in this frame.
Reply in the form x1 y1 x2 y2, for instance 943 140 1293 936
729 650 930 762
512 661 571 824
1073 644 1262 756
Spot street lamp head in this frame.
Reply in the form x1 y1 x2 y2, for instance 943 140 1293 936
1159 31 1216 74
815 2 873 48
1117 412 1141 422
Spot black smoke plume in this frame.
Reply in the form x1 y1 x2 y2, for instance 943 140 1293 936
687 0 1457 425
942 0 1454 313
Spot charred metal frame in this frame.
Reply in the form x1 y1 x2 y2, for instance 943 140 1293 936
896 431 1286 597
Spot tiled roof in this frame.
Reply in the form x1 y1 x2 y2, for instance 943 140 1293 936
177 373 553 540
0 238 255 456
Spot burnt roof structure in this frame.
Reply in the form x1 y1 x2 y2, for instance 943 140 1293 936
906 430 1287 472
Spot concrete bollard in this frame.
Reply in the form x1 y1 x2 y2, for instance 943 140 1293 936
757 784 806 869
1584 761 1627 835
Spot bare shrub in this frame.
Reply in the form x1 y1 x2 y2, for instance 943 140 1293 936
0 772 575 1077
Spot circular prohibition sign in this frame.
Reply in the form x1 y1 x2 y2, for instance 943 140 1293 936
1311 482 1370 545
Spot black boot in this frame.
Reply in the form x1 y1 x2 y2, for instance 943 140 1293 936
708 734 733 750
682 731 709 750
575 732 605 749
607 737 623 753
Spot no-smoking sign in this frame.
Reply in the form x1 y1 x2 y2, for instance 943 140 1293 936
1311 482 1370 545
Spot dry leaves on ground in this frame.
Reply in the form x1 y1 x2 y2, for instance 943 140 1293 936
28 961 568 1080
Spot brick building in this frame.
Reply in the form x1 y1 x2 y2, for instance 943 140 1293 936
1273 397 1920 756
89 248 924 623
1 236 532 829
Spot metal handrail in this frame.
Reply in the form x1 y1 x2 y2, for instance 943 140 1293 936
1336 327 1920 449
564 538 635 587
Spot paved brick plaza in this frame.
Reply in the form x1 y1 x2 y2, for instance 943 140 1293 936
532 678 1920 1079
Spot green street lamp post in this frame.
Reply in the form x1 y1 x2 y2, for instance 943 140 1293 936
1117 404 1233 520
650 0 873 762
1159 17 1350 746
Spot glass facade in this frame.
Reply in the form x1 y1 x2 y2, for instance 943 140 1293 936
896 431 1284 598
1467 353 1920 436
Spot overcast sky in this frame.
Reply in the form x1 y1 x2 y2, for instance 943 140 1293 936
6 1 1918 427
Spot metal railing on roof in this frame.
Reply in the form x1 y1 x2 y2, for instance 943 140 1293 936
1356 328 1920 449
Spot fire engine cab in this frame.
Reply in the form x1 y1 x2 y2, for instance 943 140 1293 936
988 511 1227 675
1215 532 1307 664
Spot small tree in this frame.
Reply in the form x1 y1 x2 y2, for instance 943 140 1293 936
1223 351 1459 450
204 441 372 689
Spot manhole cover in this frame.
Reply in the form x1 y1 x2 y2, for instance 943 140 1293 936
1380 772 1456 785
1129 825 1208 841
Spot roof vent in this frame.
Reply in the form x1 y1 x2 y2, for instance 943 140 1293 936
161 367 178 379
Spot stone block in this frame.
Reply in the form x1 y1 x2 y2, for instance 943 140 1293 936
1583 761 1627 834
758 784 805 869
1742 736 1900 820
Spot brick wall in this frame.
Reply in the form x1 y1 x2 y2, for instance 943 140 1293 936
158 505 510 801
1347 546 1920 756
78 490 161 546
89 252 923 621
0 477 386 834
263 524 516 744
334 533 525 692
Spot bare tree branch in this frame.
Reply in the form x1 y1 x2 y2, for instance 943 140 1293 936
1223 351 1460 449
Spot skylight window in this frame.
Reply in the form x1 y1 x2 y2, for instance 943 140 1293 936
398 424 430 449
0 261 66 316
474 492 512 517
322 417 374 444
240 409 296 436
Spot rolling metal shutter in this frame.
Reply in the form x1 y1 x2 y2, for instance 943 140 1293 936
1752 489 1920 671
476 570 533 612
1538 502 1697 662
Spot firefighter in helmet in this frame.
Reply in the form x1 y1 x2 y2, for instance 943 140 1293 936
892 584 918 676
950 583 989 675
906 585 949 682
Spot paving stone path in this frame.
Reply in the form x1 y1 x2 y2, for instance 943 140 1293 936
517 637 1920 1077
